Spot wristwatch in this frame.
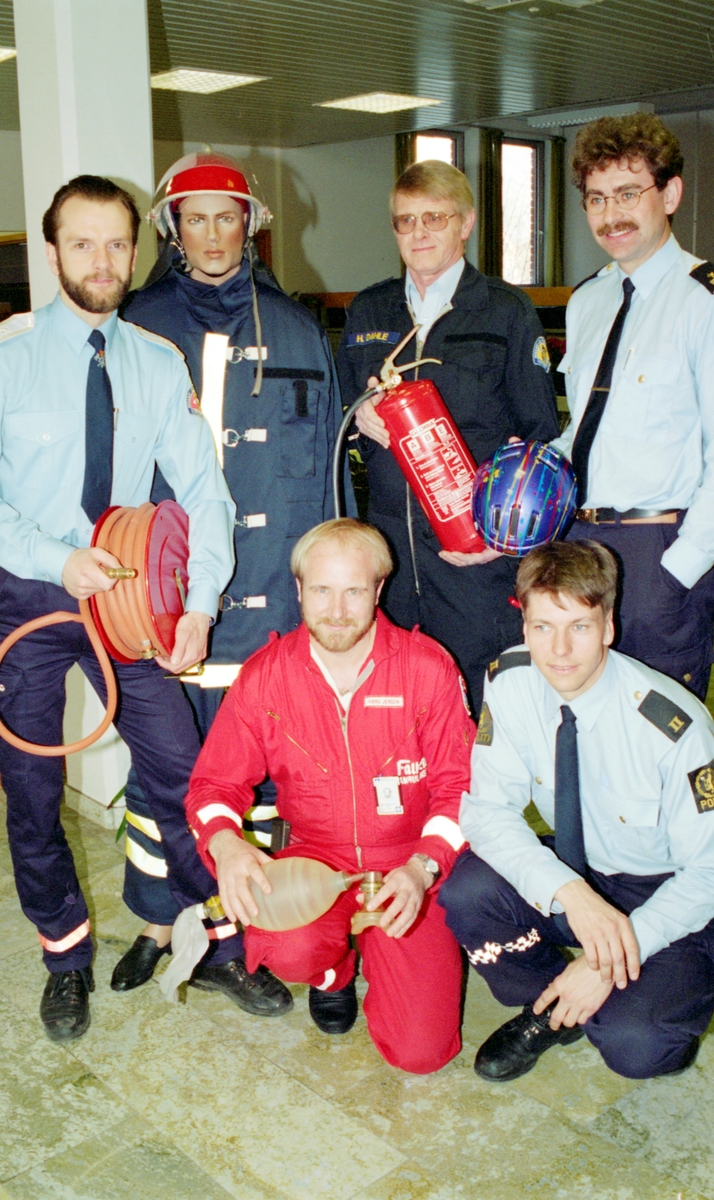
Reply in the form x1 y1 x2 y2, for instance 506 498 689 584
411 853 440 883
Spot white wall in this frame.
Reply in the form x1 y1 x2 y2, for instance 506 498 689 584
0 130 25 230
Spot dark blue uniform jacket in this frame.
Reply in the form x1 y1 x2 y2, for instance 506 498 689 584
124 255 349 664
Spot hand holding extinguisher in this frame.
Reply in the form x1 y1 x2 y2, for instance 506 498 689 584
333 327 489 556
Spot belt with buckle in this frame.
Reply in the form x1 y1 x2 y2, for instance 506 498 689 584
575 507 680 524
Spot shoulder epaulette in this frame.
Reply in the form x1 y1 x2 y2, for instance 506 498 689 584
689 261 714 294
127 322 185 359
0 311 34 343
572 269 603 293
488 650 531 681
638 689 692 742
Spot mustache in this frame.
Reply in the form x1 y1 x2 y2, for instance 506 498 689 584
316 618 357 628
597 220 638 237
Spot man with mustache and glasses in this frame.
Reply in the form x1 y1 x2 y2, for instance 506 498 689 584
185 518 474 1074
0 175 255 1042
554 112 714 701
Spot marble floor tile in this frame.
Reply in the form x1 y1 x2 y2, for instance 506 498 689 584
0 991 131 1181
589 1034 714 1199
1 1114 247 1200
0 870 39 962
354 1157 707 1200
57 973 405 1200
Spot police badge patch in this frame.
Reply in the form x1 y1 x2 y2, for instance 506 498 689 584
532 336 551 372
476 702 493 746
688 760 714 813
187 387 201 414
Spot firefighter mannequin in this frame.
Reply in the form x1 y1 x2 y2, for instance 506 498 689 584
111 154 352 998
186 519 474 1073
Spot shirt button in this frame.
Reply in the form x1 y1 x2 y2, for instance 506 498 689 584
535 902 542 911
619 816 626 823
634 691 642 700
0 684 5 692
638 374 645 383
535 777 542 785
41 433 50 442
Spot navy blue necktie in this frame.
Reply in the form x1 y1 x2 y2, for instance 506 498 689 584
571 276 635 507
81 328 114 525
554 705 586 876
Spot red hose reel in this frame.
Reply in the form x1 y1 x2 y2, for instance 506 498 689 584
0 500 189 757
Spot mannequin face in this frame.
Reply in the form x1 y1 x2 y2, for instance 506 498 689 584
177 194 248 284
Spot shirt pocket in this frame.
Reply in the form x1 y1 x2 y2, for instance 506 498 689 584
441 335 507 389
113 412 158 447
612 353 682 443
596 782 668 860
5 409 79 447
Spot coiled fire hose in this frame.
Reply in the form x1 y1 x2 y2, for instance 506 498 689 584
0 501 189 757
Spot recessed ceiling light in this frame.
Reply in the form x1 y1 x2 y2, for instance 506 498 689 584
0 48 16 64
528 101 654 127
316 92 442 114
151 68 268 94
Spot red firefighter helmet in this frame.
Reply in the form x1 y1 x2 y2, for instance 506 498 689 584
149 152 271 239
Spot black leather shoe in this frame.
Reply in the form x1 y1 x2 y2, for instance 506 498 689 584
309 979 358 1034
189 956 293 1017
111 935 171 992
475 1003 585 1082
40 966 94 1042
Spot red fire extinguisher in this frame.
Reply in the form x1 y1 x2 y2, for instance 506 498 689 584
333 328 486 554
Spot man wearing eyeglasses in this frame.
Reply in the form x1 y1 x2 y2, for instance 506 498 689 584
336 160 559 711
554 112 714 701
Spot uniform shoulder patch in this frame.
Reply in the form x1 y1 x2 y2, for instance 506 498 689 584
0 311 34 343
689 261 714 294
638 690 692 742
127 322 185 359
688 760 714 813
532 335 551 372
488 650 531 681
475 701 493 745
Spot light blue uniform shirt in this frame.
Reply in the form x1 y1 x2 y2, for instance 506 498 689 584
460 646 714 964
405 256 465 345
553 235 714 588
0 296 235 617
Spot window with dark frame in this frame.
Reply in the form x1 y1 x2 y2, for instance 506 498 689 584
414 131 465 172
501 138 545 286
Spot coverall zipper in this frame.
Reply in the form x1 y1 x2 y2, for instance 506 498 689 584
336 698 362 869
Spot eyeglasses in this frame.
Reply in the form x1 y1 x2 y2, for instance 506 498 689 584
392 211 459 234
581 183 658 214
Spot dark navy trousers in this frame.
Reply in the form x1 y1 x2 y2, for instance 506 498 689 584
440 849 714 1079
0 572 239 972
566 514 714 700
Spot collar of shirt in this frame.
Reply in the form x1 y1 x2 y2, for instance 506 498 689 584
540 650 617 733
617 233 680 302
405 256 465 337
309 643 375 711
52 292 119 356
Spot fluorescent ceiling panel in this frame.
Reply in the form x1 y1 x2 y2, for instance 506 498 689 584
0 48 16 64
528 100 654 127
317 92 442 114
151 68 268 94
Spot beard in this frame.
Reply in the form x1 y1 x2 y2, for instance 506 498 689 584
302 611 376 654
57 260 132 314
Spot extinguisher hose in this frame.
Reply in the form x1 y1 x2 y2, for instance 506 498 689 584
332 385 379 518
0 600 118 758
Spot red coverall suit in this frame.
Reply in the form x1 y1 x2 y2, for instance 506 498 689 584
186 611 475 1073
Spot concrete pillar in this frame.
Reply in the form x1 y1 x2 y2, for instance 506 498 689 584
13 0 157 812
12 0 156 307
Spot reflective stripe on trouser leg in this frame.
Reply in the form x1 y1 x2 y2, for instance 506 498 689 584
122 764 180 925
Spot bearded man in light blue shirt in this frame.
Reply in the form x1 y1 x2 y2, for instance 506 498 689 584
0 176 289 1043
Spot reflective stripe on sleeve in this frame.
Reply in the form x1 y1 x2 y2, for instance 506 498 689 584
38 919 91 953
126 810 162 842
421 815 466 851
207 922 239 940
125 837 169 878
195 803 243 828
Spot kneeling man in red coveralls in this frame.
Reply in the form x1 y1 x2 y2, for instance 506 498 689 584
185 518 475 1073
